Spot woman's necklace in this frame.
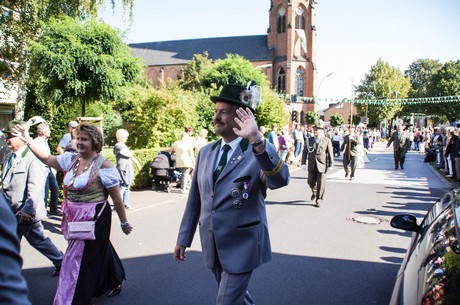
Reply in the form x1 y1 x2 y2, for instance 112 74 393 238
69 155 98 186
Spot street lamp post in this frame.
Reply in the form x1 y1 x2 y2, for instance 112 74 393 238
315 72 333 110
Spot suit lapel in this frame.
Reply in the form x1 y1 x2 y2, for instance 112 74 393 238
208 139 222 187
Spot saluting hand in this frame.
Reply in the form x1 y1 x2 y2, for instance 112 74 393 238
233 107 260 143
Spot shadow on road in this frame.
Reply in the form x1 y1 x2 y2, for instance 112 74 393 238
24 250 397 305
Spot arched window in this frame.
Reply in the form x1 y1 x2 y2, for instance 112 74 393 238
296 67 305 97
277 7 286 33
295 6 306 30
277 68 286 93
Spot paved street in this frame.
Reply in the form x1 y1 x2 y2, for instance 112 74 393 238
22 142 451 305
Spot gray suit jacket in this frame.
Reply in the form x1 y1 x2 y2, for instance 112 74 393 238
177 138 290 274
1 147 47 220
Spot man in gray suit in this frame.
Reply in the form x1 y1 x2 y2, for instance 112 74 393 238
173 84 290 305
386 124 410 170
307 120 334 207
1 120 63 276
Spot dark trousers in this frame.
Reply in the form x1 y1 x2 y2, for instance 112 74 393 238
44 170 59 211
332 141 340 156
343 154 357 177
307 166 326 200
393 150 406 169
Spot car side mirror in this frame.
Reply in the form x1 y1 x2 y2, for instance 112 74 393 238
390 214 420 232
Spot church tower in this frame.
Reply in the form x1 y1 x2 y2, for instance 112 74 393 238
268 0 317 122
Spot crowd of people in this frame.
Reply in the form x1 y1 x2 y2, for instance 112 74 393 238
265 122 378 168
413 125 460 181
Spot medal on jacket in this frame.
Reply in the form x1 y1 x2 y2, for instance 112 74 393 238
233 200 243 209
230 188 241 198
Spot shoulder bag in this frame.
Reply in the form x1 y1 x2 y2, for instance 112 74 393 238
66 202 107 241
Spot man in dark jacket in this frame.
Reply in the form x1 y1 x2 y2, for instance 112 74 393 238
387 124 410 170
306 120 333 207
341 127 360 180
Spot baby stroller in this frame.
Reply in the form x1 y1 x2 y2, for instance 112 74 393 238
150 151 181 193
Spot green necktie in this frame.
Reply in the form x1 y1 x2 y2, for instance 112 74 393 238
213 144 231 183
4 153 16 176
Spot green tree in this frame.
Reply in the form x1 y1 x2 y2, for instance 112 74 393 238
180 53 289 131
402 59 443 116
178 52 213 91
305 111 319 125
405 59 443 98
429 60 460 122
27 16 144 116
355 59 411 126
330 113 344 127
0 0 134 81
129 83 200 149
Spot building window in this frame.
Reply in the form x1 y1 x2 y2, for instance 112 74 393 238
277 68 286 93
295 6 305 30
277 7 286 33
296 67 304 97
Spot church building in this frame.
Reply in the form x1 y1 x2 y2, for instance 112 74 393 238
130 0 318 125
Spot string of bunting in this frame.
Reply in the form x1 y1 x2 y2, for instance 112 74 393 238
297 95 459 105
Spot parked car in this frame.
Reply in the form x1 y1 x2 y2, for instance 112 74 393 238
389 189 460 304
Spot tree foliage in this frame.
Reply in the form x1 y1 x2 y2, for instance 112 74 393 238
305 111 319 125
27 16 144 116
0 0 134 81
330 113 344 127
129 83 200 149
179 53 289 132
354 59 411 126
401 59 443 117
429 60 460 122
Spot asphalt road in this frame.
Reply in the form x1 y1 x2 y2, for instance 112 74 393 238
22 142 451 305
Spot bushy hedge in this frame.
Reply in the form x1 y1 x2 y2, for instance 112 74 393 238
103 147 159 190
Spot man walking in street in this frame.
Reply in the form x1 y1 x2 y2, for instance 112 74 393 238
306 120 334 207
386 124 410 170
341 127 360 180
1 120 63 276
173 83 290 305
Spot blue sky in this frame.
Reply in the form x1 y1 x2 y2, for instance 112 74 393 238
101 0 460 109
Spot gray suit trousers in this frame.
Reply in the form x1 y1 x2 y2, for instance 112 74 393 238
17 221 63 267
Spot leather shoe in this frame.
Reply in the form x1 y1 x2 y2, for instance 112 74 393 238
107 284 122 297
345 172 349 178
310 194 316 201
52 265 61 277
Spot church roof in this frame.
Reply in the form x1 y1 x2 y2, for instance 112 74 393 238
129 35 273 66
